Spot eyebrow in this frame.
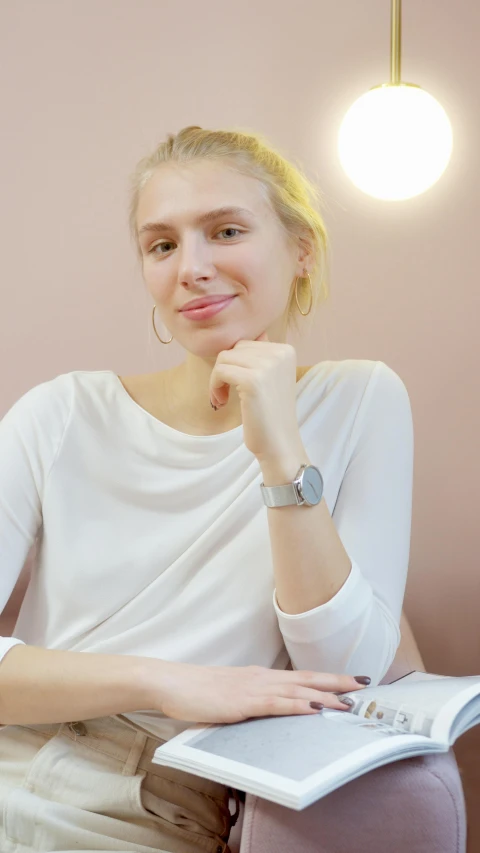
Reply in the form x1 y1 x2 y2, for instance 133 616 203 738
137 206 256 237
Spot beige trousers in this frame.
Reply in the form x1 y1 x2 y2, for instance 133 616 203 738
0 714 239 853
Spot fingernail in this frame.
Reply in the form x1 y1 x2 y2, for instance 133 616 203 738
309 702 324 711
341 697 355 707
354 676 371 685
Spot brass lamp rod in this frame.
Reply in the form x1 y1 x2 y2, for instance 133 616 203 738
390 0 402 84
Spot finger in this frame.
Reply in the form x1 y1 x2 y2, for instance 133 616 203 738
272 685 359 712
246 695 327 719
276 670 371 693
209 380 230 408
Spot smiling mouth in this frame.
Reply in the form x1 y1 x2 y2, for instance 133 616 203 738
180 295 237 312
180 295 237 320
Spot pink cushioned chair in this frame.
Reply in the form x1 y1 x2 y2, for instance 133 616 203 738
229 613 467 853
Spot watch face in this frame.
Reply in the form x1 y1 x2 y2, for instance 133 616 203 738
299 466 324 505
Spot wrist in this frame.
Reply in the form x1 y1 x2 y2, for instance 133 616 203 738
133 655 177 712
259 452 309 486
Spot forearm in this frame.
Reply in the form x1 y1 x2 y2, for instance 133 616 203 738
260 450 352 615
0 643 161 726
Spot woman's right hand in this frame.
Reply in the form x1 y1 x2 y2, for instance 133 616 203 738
150 661 371 724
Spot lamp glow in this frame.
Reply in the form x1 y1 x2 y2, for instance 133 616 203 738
338 83 453 200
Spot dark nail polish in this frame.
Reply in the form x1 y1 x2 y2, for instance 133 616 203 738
210 401 218 411
309 702 324 711
341 697 355 707
354 676 371 685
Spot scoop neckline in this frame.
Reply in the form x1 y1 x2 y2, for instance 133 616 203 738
108 364 321 441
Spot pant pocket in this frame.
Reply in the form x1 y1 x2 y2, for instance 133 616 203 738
0 726 62 849
133 769 232 840
0 724 60 786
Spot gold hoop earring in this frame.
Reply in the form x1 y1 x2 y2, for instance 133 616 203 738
294 271 313 316
152 304 173 344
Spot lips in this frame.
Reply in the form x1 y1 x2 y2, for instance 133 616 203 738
180 295 236 311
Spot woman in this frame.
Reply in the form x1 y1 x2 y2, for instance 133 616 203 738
0 126 414 852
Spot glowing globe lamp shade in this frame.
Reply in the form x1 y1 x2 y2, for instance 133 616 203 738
338 83 453 200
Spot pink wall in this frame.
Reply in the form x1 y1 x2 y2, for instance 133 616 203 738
1 0 479 677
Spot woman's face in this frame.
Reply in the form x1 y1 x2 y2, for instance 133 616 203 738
136 159 308 357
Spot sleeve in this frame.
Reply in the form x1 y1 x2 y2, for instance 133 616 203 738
0 376 71 663
273 361 414 686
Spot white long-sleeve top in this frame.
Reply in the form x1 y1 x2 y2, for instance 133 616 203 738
0 361 413 740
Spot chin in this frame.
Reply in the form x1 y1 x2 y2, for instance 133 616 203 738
186 325 244 351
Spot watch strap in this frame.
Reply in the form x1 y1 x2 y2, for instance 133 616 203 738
260 464 307 508
260 481 303 507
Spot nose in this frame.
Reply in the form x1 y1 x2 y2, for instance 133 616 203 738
177 233 216 286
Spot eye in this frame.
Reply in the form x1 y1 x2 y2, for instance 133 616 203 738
149 241 175 255
217 227 242 239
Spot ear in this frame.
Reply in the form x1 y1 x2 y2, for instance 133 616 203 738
295 233 315 276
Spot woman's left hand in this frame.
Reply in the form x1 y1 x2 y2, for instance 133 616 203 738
209 331 305 462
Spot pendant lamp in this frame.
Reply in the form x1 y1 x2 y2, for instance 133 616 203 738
338 0 453 200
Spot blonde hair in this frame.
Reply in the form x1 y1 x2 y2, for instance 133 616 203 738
128 126 329 334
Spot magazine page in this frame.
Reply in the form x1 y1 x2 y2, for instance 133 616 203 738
153 708 436 810
337 671 480 741
447 697 480 742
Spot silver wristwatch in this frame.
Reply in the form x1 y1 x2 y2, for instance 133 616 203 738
260 463 324 508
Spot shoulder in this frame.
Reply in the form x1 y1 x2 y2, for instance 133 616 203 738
305 359 409 394
0 369 118 431
336 359 411 406
301 359 412 424
0 372 76 473
334 360 413 448
1 371 72 424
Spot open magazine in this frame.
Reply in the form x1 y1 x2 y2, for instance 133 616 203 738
152 671 480 810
